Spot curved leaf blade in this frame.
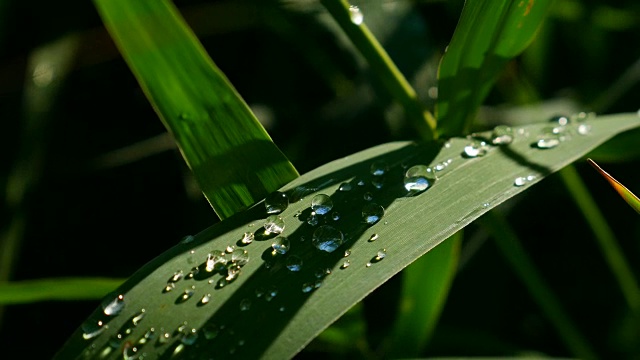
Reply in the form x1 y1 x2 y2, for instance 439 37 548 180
436 0 552 137
93 0 299 219
56 113 639 359
587 158 640 214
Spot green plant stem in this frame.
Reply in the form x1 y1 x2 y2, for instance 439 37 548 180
0 278 126 304
482 210 597 360
320 0 437 141
559 165 640 312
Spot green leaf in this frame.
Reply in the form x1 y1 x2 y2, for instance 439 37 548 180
93 0 299 219
0 278 125 304
587 158 640 214
436 0 552 137
56 113 639 359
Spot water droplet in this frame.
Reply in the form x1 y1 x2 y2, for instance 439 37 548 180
534 136 560 149
341 260 351 269
370 161 387 176
315 267 331 278
368 233 379 242
180 289 194 302
231 249 250 266
255 288 265 298
331 212 341 221
362 203 384 225
344 249 351 257
226 264 242 281
357 180 366 186
349 5 363 25
375 249 387 261
463 140 489 157
371 178 384 189
164 283 175 293
186 266 199 279
180 235 195 244
286 255 303 272
139 327 156 344
312 225 344 253
491 125 514 145
200 294 211 305
265 287 278 302
366 262 372 267
311 194 333 215
241 232 254 245
271 236 290 255
132 309 146 326
339 183 352 192
240 298 251 311
302 283 314 293
169 270 184 283
264 215 285 235
225 245 235 253
307 212 319 226
202 324 219 340
577 123 591 135
158 331 171 344
122 342 139 360
205 250 227 272
363 192 373 201
432 159 452 172
265 191 289 214
514 176 537 187
82 319 107 340
279 306 286 312
102 294 125 316
404 165 434 193
549 115 569 126
181 328 198 345
314 279 323 288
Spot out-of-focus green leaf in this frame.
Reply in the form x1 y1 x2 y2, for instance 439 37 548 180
587 158 640 214
56 113 639 360
389 233 461 357
437 0 552 137
93 0 299 219
0 278 125 304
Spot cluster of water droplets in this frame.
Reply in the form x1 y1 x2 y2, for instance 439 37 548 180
533 113 593 150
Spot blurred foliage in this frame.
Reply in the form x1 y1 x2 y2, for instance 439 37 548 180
0 0 639 359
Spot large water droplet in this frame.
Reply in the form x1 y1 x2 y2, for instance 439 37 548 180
312 225 344 253
491 125 514 145
362 203 384 225
264 215 285 235
370 161 387 176
271 236 290 255
206 251 227 272
265 191 289 214
349 5 363 25
311 194 333 215
463 140 489 157
231 249 250 266
404 165 434 193
102 294 125 316
82 319 107 340
241 232 254 245
286 255 303 272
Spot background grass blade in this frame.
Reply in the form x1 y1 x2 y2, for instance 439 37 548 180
0 278 125 304
587 158 640 214
93 0 299 219
55 113 640 359
389 232 461 357
436 0 552 137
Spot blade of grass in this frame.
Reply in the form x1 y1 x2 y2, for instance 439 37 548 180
481 210 597 360
437 0 552 137
586 158 640 214
56 113 640 360
389 232 461 357
93 0 299 219
559 164 640 312
0 278 126 304
320 0 436 141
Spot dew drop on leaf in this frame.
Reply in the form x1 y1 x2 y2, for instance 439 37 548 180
82 319 106 340
240 298 251 311
341 260 351 269
311 194 333 215
241 232 254 245
349 5 363 25
131 309 145 326
463 140 488 157
404 165 434 193
339 182 352 192
231 249 249 266
265 191 289 214
312 225 344 253
271 236 290 255
362 203 384 225
370 161 387 176
181 328 198 345
491 125 514 145
102 294 125 316
286 255 303 272
264 215 285 235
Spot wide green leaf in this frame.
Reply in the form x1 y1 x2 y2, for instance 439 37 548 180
93 0 299 219
56 113 639 359
436 0 552 137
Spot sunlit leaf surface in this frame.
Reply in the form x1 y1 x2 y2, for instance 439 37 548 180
56 113 639 359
